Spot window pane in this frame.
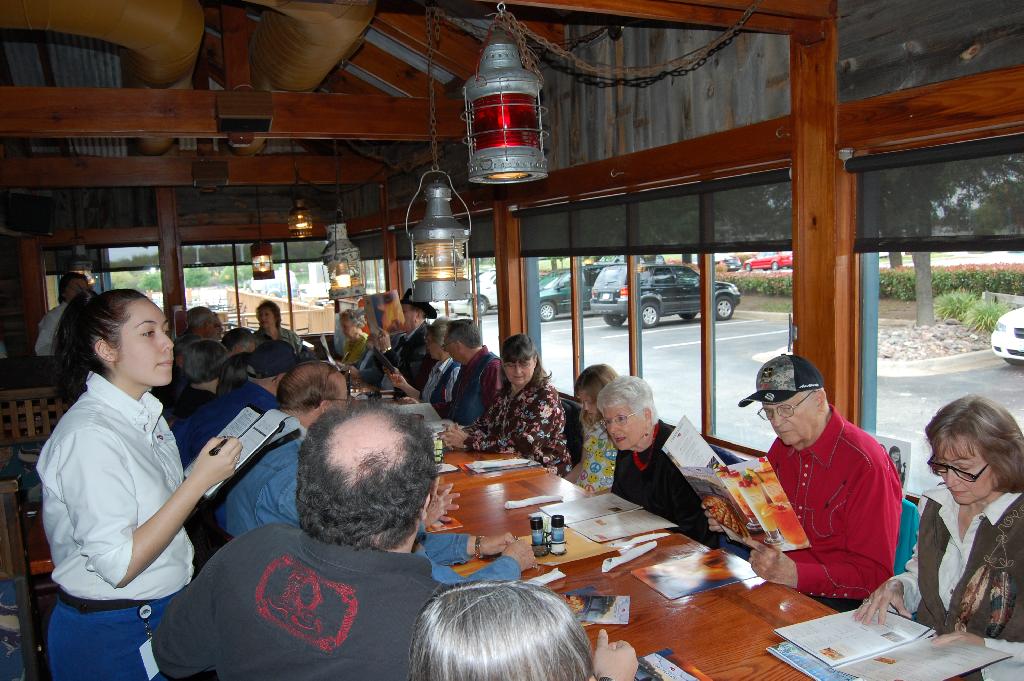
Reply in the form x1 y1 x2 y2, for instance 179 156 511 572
184 265 239 328
183 244 234 267
861 251 1024 495
285 262 332 335
361 259 386 295
636 255 702 426
713 181 792 249
573 204 627 253
711 252 789 449
581 253 630 383
106 246 160 269
531 256 573 393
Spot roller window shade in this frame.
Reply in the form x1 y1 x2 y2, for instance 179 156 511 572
850 135 1024 252
351 232 384 260
516 169 791 255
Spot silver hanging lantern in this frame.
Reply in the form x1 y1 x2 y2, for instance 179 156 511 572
463 28 547 184
405 173 472 302
326 221 364 299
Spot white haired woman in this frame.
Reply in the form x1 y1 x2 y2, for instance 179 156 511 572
409 581 637 681
597 376 711 545
856 395 1024 680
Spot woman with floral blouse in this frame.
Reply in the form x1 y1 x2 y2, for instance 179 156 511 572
440 334 569 471
566 364 619 493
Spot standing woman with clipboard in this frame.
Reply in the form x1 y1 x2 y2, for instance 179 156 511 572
38 289 241 681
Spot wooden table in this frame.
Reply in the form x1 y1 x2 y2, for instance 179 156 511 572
440 450 832 680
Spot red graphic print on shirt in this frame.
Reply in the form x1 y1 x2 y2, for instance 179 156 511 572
255 554 359 653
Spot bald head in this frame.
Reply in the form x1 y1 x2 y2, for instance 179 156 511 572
296 403 437 550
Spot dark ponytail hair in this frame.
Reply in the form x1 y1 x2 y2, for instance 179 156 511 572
54 289 149 401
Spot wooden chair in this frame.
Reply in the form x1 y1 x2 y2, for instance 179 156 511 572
0 478 43 680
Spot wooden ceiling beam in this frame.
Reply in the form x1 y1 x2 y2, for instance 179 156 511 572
482 0 820 34
0 155 386 188
0 87 465 140
220 3 253 89
348 41 431 97
372 0 481 80
324 68 391 96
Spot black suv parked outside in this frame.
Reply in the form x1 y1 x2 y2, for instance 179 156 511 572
537 264 608 322
589 264 741 328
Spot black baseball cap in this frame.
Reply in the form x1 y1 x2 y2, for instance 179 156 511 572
738 354 824 407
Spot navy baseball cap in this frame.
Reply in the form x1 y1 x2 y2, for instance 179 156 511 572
738 354 824 407
246 340 297 378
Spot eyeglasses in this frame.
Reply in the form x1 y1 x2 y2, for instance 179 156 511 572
600 411 637 430
927 458 989 483
757 390 817 421
502 359 535 369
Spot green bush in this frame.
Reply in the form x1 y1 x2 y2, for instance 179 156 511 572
934 290 977 321
965 300 1011 334
717 271 792 296
880 264 1024 301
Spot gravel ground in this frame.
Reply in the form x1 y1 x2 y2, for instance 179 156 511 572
877 320 989 361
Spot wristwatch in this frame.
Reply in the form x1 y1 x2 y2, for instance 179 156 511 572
474 535 484 559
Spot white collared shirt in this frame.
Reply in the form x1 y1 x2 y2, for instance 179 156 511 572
34 302 66 355
894 486 1024 681
39 373 193 600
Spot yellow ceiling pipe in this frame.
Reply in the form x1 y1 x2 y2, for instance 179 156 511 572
227 0 376 155
0 0 204 155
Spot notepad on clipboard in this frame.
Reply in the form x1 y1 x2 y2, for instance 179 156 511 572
184 405 300 498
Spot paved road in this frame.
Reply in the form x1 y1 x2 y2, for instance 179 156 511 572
479 312 1024 494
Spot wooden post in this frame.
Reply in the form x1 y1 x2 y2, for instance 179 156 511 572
156 188 185 322
494 198 525 340
19 237 46 353
790 20 858 417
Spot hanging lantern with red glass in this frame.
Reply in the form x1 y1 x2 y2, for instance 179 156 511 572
463 29 547 184
250 241 275 280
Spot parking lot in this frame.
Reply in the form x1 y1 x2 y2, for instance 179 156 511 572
478 311 1024 494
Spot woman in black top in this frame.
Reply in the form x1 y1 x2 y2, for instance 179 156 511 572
596 376 711 546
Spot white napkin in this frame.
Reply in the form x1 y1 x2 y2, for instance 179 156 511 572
504 495 563 509
601 541 658 573
607 532 672 550
527 568 566 585
436 463 458 473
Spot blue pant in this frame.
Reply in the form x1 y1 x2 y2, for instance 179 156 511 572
47 593 175 681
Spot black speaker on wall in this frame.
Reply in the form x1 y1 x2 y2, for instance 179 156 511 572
5 192 55 236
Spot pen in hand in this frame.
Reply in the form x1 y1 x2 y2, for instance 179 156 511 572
209 438 228 456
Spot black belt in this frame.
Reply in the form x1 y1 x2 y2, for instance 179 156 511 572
57 588 151 614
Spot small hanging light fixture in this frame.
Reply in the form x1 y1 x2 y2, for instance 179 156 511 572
405 5 473 303
326 142 364 299
69 244 95 286
288 146 314 238
406 175 472 302
250 187 275 280
463 5 547 184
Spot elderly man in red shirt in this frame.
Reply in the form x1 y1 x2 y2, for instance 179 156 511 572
719 354 903 612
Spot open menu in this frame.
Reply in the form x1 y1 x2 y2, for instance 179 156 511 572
184 405 300 499
569 508 676 543
540 493 640 525
774 611 1010 680
661 416 809 551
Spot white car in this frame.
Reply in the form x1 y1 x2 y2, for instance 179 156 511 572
446 270 498 317
991 306 1024 366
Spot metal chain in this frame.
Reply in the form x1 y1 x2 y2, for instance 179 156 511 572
438 0 765 89
425 4 442 171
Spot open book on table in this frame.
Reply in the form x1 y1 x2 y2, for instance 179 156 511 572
773 610 1010 681
663 416 810 551
185 405 300 499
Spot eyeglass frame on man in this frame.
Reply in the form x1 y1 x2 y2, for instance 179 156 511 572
756 390 818 422
600 410 638 430
926 458 990 483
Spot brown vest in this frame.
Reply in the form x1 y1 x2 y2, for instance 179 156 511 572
917 494 1024 679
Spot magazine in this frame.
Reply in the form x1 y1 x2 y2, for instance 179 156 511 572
185 406 300 499
774 611 1010 679
363 290 404 338
540 494 641 525
767 642 859 681
563 593 630 625
635 651 702 681
632 549 756 599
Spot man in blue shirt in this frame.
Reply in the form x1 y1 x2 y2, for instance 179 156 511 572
172 340 296 468
223 362 535 583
